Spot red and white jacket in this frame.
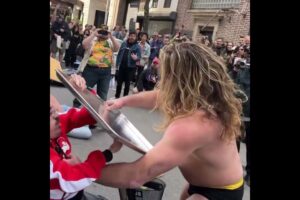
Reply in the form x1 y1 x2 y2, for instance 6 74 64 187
50 107 107 200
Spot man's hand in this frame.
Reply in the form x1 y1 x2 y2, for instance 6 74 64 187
64 154 81 165
70 74 86 91
91 26 97 33
91 28 100 37
109 139 123 153
131 53 138 61
150 75 157 83
105 99 125 110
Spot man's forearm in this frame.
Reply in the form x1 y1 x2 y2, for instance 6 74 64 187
122 90 158 110
83 33 95 49
51 7 58 23
96 162 149 188
110 36 120 52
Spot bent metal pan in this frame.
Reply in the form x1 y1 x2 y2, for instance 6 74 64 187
56 69 153 154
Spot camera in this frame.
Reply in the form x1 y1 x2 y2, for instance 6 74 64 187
237 60 246 66
98 29 108 36
236 60 250 69
234 58 249 69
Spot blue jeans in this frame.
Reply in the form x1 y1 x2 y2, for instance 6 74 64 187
82 65 111 101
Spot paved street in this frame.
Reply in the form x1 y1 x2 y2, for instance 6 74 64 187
51 85 250 200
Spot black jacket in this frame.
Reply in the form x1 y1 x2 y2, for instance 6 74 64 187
51 20 70 41
229 67 250 118
137 67 159 92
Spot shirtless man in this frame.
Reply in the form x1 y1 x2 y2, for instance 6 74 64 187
97 42 244 200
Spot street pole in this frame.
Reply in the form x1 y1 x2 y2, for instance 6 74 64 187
104 0 110 25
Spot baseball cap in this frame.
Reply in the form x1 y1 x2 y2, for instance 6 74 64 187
153 57 159 65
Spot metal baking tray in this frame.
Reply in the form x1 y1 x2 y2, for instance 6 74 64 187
56 69 153 154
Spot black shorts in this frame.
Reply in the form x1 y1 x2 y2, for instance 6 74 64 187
188 184 244 200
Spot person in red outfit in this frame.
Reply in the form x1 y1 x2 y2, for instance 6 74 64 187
50 74 122 200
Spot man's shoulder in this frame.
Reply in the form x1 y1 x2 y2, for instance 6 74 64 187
170 113 199 127
161 116 208 150
165 116 197 137
166 112 219 141
133 43 140 48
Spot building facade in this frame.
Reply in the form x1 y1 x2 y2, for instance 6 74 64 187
105 0 250 42
81 0 107 27
51 0 108 28
50 0 84 22
176 0 250 44
136 0 179 35
106 0 179 35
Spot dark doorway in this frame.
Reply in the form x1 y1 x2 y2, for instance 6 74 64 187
199 26 214 43
94 10 105 28
77 10 82 20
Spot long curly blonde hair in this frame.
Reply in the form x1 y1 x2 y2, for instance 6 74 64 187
156 42 243 141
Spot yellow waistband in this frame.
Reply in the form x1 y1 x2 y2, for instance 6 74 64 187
219 178 244 190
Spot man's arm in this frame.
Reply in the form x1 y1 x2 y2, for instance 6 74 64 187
136 45 142 61
130 45 141 62
51 3 60 23
115 42 125 68
82 30 97 50
50 149 106 193
96 119 204 188
108 33 120 52
107 90 159 110
51 21 60 36
59 107 96 134
145 44 151 58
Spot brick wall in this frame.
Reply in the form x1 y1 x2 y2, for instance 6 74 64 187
215 0 250 45
175 0 194 36
175 0 250 43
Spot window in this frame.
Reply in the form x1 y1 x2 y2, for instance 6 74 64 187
164 0 172 8
152 0 158 8
191 0 240 9
199 26 214 42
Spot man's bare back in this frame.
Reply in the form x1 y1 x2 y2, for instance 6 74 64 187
174 110 243 188
97 41 245 199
